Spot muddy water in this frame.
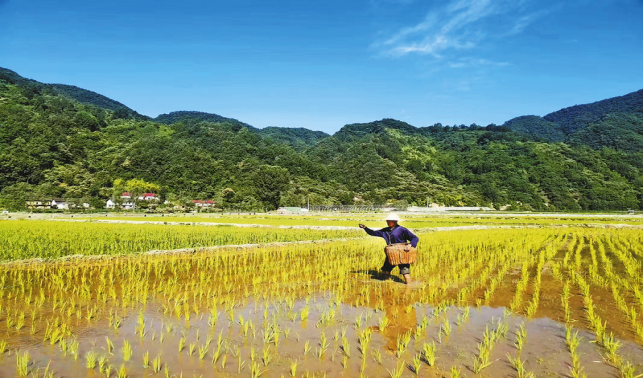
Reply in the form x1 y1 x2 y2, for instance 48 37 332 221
0 288 641 377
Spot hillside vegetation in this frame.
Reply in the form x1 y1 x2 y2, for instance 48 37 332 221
1 68 642 211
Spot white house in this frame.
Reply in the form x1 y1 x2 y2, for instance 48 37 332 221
122 192 158 201
51 198 68 210
141 193 158 201
116 192 159 209
192 200 215 208
122 202 135 210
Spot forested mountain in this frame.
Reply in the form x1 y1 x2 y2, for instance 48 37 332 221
155 111 255 130
503 89 643 151
256 127 330 150
1 67 642 211
0 68 146 119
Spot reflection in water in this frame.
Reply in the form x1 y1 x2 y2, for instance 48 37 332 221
357 284 418 351
381 300 417 351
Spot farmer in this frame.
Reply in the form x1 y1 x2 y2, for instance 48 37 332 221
359 213 419 284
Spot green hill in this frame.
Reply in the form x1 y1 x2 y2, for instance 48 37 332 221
0 68 145 119
256 127 329 150
1 67 642 211
154 111 256 130
503 89 643 150
544 89 643 134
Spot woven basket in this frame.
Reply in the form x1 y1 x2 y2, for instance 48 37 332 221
384 243 417 265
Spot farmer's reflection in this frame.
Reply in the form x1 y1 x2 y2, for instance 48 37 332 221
377 287 417 351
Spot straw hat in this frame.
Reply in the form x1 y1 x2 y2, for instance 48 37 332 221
385 213 400 222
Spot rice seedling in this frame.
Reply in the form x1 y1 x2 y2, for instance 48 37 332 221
121 340 132 361
98 355 108 373
395 331 412 358
198 344 208 360
106 336 114 354
440 318 452 337
238 355 246 373
422 341 437 366
117 364 127 378
618 360 643 378
412 353 422 375
372 349 383 364
262 345 272 366
250 361 265 378
221 354 227 369
143 350 150 368
601 332 622 366
378 315 389 332
86 351 98 369
16 351 29 376
153 353 163 373
387 360 404 378
70 339 80 361
355 314 363 329
514 323 527 351
569 351 587 378
507 354 535 378
341 337 351 357
472 325 498 374
290 360 298 377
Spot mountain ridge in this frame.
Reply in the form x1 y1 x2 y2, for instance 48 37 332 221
3 66 643 144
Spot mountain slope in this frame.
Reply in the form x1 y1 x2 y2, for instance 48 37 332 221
154 111 256 130
544 89 643 134
503 89 643 147
1 66 643 211
256 127 329 150
0 67 144 119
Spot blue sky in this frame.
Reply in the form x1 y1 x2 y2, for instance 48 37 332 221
1 0 642 133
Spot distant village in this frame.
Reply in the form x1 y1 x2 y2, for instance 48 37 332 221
26 193 216 211
26 193 498 213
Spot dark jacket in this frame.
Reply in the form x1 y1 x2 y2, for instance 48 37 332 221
363 225 419 247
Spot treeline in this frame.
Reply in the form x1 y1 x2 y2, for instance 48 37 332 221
1 75 642 211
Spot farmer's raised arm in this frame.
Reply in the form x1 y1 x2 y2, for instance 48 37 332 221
362 226 386 238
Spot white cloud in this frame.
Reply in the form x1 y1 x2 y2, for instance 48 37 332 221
375 0 546 58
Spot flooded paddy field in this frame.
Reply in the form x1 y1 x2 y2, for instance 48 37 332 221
0 224 642 377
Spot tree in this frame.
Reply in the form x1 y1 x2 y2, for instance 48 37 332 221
251 165 289 210
221 188 235 208
0 182 33 210
73 111 100 131
126 179 160 207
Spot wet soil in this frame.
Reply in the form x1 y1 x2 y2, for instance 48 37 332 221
0 296 640 377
